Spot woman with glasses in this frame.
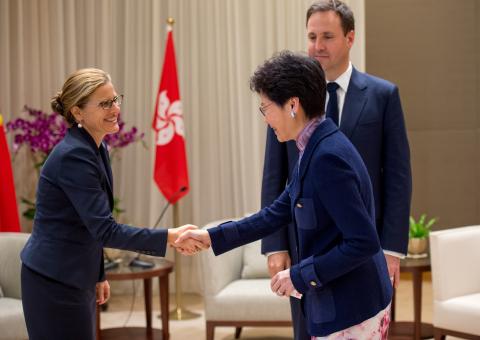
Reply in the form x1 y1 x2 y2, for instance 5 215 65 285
20 68 202 340
177 52 393 339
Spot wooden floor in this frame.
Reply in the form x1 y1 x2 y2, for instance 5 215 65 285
99 273 452 340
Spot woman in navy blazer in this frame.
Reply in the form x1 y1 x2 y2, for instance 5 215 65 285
20 68 200 340
178 52 393 338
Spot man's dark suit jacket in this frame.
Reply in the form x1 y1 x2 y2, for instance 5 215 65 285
209 119 393 336
21 126 168 290
262 67 412 258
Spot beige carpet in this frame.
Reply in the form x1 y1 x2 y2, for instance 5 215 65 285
100 273 436 340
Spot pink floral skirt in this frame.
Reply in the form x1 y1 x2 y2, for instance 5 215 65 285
312 303 391 340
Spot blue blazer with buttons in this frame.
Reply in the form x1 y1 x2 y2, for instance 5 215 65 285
21 126 168 290
208 119 393 336
262 67 412 257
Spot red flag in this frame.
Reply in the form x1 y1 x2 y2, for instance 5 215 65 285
0 114 21 232
152 26 189 204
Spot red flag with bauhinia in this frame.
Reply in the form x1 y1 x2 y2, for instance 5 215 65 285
152 25 189 204
0 114 21 232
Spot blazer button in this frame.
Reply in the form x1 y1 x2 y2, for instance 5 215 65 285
310 281 317 287
296 203 303 208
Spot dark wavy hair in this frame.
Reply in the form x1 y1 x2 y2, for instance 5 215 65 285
249 51 326 119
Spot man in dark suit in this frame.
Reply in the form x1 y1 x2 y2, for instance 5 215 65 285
261 1 412 339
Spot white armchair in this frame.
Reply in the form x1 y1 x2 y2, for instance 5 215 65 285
430 225 480 339
198 219 292 340
0 232 29 340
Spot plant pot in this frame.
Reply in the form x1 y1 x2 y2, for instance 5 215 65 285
408 237 428 255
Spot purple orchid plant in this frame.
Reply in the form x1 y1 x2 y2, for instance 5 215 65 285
7 105 146 220
6 106 67 168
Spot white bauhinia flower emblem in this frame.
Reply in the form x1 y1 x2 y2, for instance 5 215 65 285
155 90 185 145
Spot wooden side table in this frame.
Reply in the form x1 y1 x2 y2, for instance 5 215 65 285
389 256 434 340
96 259 174 340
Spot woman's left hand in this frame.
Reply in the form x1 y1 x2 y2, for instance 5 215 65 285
96 280 110 305
271 268 294 297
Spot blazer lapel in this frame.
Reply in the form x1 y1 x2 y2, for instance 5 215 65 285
70 126 114 210
340 67 368 138
99 143 114 209
288 163 301 207
298 119 338 183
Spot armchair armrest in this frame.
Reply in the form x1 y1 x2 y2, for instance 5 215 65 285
430 225 480 301
198 222 243 297
0 233 30 299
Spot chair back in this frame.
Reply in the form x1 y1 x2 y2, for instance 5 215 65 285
430 225 480 301
0 233 30 299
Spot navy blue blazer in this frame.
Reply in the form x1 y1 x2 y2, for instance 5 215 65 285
262 67 412 256
209 119 392 336
21 126 168 290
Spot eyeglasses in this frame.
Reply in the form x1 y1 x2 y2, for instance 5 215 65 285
89 95 124 110
259 102 273 117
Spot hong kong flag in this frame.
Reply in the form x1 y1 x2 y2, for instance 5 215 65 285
0 114 21 232
152 25 189 204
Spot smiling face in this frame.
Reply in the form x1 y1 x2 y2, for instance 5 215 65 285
72 82 120 145
306 10 354 81
260 94 304 143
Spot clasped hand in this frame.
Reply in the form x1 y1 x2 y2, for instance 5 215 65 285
271 268 295 297
168 226 295 297
167 225 211 255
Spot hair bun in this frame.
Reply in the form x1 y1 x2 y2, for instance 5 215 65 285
51 93 64 115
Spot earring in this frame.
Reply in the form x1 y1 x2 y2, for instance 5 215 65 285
290 110 296 118
77 122 83 128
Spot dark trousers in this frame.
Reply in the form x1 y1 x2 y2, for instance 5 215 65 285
290 296 311 340
21 264 96 340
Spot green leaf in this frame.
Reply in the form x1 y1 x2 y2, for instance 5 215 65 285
425 218 437 230
409 216 416 228
112 197 125 219
22 207 36 220
409 214 437 238
21 197 36 207
419 214 426 226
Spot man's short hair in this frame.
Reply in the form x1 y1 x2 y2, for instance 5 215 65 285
306 0 355 35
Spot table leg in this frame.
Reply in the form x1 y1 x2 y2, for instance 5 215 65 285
144 278 153 332
391 287 396 321
412 270 422 340
159 275 170 340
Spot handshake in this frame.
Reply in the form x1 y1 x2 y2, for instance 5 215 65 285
166 225 301 299
167 224 211 255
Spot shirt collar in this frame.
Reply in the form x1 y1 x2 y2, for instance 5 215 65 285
327 61 353 92
296 115 325 154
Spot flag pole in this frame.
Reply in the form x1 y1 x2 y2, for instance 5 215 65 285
165 17 200 320
169 202 200 320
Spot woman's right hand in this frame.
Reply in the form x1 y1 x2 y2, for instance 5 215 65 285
168 225 209 254
175 229 211 255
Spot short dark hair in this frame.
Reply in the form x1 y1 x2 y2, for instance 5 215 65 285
249 51 326 119
306 0 355 35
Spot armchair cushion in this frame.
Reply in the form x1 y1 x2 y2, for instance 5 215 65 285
201 217 292 326
434 293 480 335
430 225 480 336
205 279 291 321
240 241 269 279
0 297 28 340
